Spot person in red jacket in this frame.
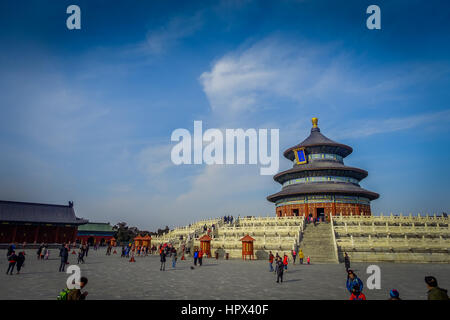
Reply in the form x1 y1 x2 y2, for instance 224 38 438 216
283 254 288 271
198 250 203 266
350 284 366 300
268 251 274 272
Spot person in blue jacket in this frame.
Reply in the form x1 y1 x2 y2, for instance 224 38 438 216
346 270 364 293
193 248 199 266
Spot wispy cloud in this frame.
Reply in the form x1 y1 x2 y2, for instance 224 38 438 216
0 67 110 151
136 143 174 177
199 37 450 119
140 13 204 55
334 110 450 139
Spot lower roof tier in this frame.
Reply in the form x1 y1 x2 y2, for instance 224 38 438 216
267 182 380 202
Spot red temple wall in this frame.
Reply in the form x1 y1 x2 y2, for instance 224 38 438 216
0 224 78 244
276 202 371 220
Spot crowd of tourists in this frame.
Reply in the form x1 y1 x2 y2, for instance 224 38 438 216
265 249 449 300
223 215 234 224
305 213 326 225
158 243 180 271
4 241 449 301
344 269 448 300
37 243 50 260
119 243 158 258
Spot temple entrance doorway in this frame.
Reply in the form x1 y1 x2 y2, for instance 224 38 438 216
293 209 299 217
316 208 325 221
87 236 94 246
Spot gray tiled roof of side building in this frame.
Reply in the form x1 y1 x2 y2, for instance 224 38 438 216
0 200 88 225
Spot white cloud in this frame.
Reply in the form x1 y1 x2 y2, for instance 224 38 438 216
199 39 355 114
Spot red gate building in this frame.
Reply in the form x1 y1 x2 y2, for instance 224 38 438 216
240 235 255 260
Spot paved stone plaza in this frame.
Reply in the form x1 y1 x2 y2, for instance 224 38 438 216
1 248 449 300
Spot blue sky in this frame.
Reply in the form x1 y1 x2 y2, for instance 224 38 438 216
0 0 449 230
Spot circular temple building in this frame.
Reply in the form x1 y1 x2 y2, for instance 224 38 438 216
267 117 379 220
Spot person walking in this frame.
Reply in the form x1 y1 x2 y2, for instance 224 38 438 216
298 249 304 264
198 249 203 266
16 251 25 274
291 250 297 265
59 244 69 272
85 244 89 257
425 276 449 300
172 249 177 268
344 252 351 272
268 251 274 272
7 243 15 258
193 249 199 266
6 250 17 275
283 254 288 271
160 250 166 271
77 246 85 264
37 244 43 260
41 245 47 260
346 270 364 294
276 257 284 283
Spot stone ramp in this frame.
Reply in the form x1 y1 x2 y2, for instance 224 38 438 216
299 222 338 264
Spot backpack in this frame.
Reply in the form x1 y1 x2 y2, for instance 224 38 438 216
57 288 71 300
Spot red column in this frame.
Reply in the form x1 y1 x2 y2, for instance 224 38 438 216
11 225 17 243
34 225 40 244
54 226 60 243
72 226 78 242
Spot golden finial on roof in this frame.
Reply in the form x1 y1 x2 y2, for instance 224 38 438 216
312 117 318 128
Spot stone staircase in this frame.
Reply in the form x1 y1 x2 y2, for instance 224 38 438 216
299 222 338 263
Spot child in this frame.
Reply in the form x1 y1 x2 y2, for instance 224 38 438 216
45 248 50 260
350 284 366 300
283 254 288 271
307 256 310 264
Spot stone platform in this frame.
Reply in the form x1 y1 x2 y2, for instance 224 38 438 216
1 248 449 300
